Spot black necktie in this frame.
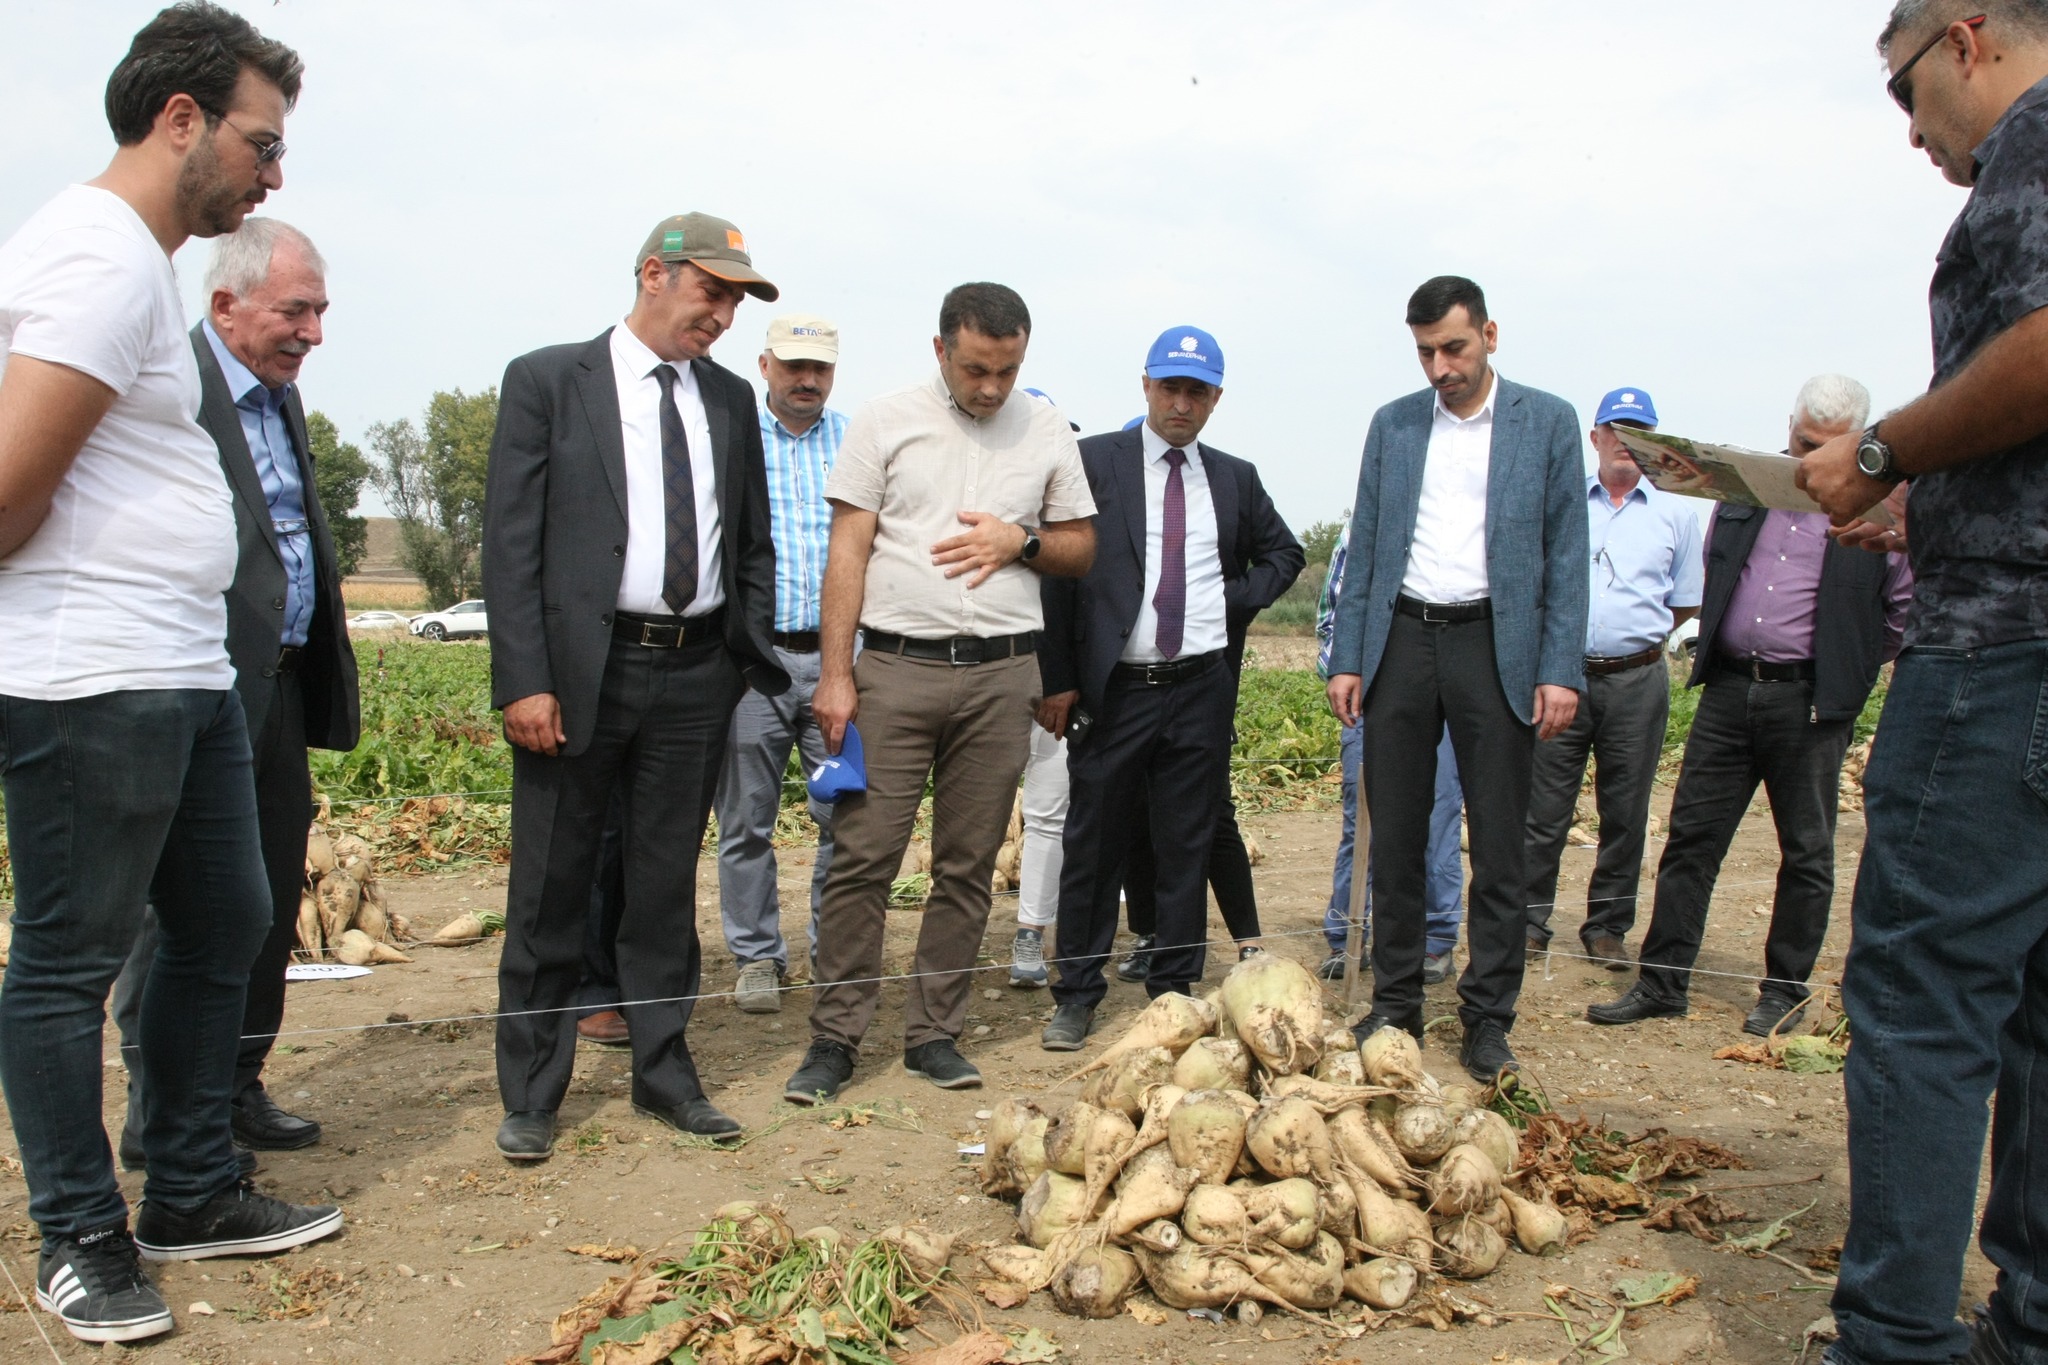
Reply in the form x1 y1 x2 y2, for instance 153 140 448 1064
653 364 698 614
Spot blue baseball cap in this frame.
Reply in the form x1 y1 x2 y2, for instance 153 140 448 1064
1121 415 1144 431
1145 326 1224 386
807 721 867 803
1593 387 1658 427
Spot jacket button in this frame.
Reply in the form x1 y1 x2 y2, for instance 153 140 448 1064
262 667 276 678
613 546 624 557
271 597 285 610
601 613 612 625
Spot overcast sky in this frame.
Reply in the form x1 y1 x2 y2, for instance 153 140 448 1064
3 2 1962 532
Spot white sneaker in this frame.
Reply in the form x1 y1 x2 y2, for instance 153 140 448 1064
1010 927 1048 988
734 959 783 1014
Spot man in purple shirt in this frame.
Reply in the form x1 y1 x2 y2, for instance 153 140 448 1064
1589 376 1911 1036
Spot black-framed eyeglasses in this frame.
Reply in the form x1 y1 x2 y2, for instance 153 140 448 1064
1887 13 1986 114
219 115 287 165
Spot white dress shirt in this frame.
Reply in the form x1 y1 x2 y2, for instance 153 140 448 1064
1400 371 1497 602
1122 423 1227 663
610 321 725 616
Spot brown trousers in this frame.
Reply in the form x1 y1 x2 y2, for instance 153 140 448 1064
808 649 1036 1055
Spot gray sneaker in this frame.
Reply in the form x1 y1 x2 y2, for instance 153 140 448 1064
1422 949 1455 985
1009 927 1049 988
734 959 782 1014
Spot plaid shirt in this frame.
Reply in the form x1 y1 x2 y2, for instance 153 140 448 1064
760 406 845 633
1315 525 1349 679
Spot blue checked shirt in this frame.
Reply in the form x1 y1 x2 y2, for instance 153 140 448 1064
203 321 314 646
1315 525 1350 679
761 405 845 632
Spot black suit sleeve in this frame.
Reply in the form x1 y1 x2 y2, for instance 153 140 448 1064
481 352 556 710
1038 574 1081 696
1224 464 1305 614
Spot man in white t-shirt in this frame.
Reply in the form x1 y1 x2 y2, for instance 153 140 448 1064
0 3 340 1345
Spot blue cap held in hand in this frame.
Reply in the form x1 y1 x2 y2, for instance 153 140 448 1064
1593 387 1658 428
807 721 867 803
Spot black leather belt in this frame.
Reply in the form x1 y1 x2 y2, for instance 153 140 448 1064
1395 594 1493 624
773 630 821 652
1110 651 1223 686
1715 655 1816 683
860 629 1037 664
1584 645 1664 676
612 608 726 649
274 645 305 674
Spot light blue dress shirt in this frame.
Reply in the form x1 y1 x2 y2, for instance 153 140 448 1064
759 406 844 633
203 321 314 646
1584 475 1703 657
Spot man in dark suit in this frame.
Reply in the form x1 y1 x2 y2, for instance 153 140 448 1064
1038 326 1304 1048
113 217 360 1161
482 214 788 1160
1327 276 1588 1083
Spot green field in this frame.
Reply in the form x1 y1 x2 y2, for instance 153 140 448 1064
0 638 1888 894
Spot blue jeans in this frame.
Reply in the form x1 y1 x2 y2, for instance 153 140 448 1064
1323 721 1464 956
0 689 270 1242
1829 640 2048 1365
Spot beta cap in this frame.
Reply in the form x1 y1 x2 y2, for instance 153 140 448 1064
1145 326 1224 386
765 314 839 363
635 213 779 301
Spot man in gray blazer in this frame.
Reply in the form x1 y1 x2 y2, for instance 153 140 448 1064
115 218 361 1163
1327 276 1588 1083
482 214 789 1160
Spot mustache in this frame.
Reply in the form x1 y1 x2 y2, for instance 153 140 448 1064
278 341 312 357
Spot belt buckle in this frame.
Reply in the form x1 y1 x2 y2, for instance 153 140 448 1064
1422 601 1448 624
1748 658 1766 681
948 637 971 666
639 621 661 648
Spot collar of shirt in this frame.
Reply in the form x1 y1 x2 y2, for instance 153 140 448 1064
1138 420 1195 466
1586 474 1648 510
1972 70 2048 178
1430 369 1497 429
610 318 701 396
201 319 287 414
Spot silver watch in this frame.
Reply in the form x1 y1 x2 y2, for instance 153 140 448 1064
1855 425 1902 483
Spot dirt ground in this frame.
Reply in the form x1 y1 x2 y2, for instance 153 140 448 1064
0 783 1994 1365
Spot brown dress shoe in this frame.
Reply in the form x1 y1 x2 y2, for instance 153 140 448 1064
577 1010 631 1048
1584 934 1631 971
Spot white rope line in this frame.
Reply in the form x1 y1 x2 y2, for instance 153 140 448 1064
247 873 1803 1042
0 1251 67 1364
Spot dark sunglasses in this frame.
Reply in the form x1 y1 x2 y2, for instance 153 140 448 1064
1887 13 1986 114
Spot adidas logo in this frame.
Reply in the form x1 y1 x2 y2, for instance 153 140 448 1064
42 1263 87 1311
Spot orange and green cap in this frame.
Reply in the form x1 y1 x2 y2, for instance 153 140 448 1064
634 213 779 301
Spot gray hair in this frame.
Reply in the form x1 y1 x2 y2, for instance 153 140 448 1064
203 218 324 299
1880 0 2048 54
1793 374 1872 430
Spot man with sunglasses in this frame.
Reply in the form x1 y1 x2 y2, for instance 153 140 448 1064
1521 389 1700 970
0 3 342 1344
1795 6 2048 1363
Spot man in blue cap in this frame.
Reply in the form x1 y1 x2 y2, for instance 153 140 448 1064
1036 327 1303 1048
1521 388 1701 967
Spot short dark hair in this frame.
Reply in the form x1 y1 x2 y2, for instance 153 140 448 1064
1405 275 1488 329
939 282 1031 349
105 2 303 147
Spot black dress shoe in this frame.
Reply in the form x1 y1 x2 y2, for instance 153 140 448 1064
1743 990 1810 1038
1115 936 1155 983
230 1087 321 1151
1349 1010 1424 1046
495 1110 556 1162
1459 1020 1520 1084
1587 983 1688 1026
1041 1003 1095 1051
633 1097 742 1141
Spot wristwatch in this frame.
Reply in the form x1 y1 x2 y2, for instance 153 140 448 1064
1018 525 1043 562
1855 425 1903 483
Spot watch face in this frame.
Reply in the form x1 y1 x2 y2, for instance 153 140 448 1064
1857 440 1887 477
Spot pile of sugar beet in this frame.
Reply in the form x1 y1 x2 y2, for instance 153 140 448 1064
976 954 1571 1321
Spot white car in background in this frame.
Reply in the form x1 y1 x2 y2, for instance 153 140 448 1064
345 609 412 632
409 599 489 641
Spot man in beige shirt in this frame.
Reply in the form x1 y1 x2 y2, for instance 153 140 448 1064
785 282 1096 1100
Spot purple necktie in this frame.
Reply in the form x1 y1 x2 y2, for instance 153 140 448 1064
653 364 699 614
1154 447 1188 659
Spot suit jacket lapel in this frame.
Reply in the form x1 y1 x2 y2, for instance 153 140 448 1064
1390 397 1431 550
191 329 284 571
574 330 629 521
1485 378 1526 532
1198 444 1238 577
1114 431 1147 566
694 357 736 513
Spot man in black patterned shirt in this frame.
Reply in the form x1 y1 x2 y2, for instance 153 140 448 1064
1798 4 2048 1362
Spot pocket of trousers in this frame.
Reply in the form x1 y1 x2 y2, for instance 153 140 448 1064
2025 655 2048 810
